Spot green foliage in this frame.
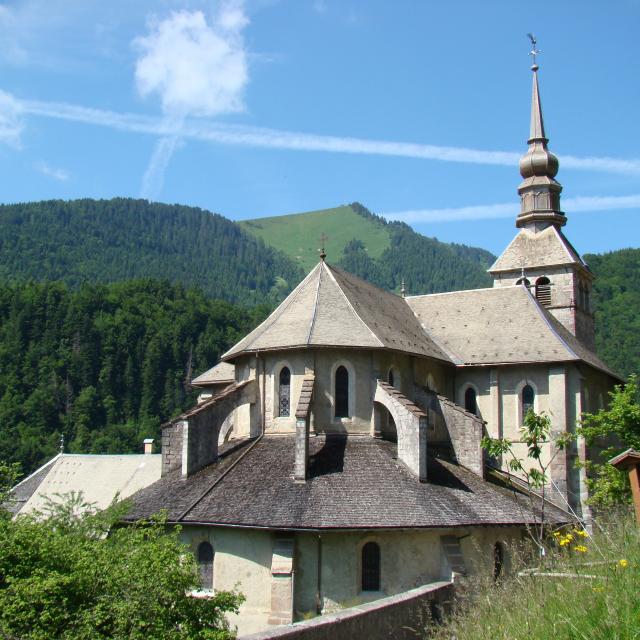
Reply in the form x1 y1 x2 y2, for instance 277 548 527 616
482 410 574 547
586 248 640 377
578 374 640 509
0 461 21 515
0 280 261 474
240 204 391 273
0 198 303 306
429 517 640 640
0 497 243 639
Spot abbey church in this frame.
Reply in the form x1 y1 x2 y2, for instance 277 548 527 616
124 62 619 635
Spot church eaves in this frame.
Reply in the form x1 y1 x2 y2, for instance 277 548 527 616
222 261 451 362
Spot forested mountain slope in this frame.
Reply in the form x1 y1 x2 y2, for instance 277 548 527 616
0 280 267 472
0 199 303 306
241 202 495 293
586 248 640 378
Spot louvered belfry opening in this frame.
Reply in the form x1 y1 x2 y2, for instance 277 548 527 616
361 542 380 591
535 277 551 306
278 366 291 417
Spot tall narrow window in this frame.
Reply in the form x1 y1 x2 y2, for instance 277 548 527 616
335 365 349 418
522 384 535 423
197 541 214 590
493 542 505 581
535 277 551 306
361 542 380 591
464 387 477 415
388 368 395 387
584 286 591 313
278 367 291 417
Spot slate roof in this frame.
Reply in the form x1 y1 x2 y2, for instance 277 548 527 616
9 454 162 516
406 284 618 378
124 435 569 529
222 261 450 363
489 226 588 274
191 361 235 387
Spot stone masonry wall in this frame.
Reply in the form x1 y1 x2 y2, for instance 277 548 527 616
161 421 184 476
238 581 453 640
414 387 484 478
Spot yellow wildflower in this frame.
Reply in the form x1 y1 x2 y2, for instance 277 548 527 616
565 534 573 542
559 539 569 547
575 545 588 553
575 530 589 538
618 559 628 569
592 586 604 593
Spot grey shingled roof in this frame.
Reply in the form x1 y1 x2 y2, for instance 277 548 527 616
489 226 587 273
191 361 235 387
222 261 450 363
124 435 569 529
406 285 618 378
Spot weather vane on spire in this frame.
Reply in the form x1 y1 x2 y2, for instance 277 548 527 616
318 233 328 261
527 33 541 68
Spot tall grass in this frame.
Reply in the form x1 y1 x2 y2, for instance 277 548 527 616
429 515 640 640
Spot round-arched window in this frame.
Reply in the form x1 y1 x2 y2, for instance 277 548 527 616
522 384 535 423
464 387 477 415
361 542 380 592
278 366 291 417
335 365 349 418
197 541 214 590
493 542 505 581
535 277 551 306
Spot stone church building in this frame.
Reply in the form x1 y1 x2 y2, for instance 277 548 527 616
125 63 619 635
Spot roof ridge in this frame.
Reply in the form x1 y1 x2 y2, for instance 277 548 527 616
222 263 322 359
10 454 61 490
305 261 324 344
323 263 384 347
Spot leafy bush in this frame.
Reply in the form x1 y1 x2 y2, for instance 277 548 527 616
0 496 243 639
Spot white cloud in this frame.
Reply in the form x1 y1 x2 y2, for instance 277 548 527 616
133 2 249 117
0 90 24 147
34 161 70 181
384 194 640 224
133 1 249 197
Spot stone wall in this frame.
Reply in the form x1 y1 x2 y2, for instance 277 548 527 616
161 420 184 476
238 581 453 640
414 387 484 478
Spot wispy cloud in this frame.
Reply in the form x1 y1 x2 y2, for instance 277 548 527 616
34 161 70 181
133 1 249 198
0 90 24 147
384 194 640 224
21 96 640 176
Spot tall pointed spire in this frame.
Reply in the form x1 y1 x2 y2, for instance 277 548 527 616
516 36 566 231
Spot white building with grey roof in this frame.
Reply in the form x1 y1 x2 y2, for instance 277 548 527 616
123 61 620 636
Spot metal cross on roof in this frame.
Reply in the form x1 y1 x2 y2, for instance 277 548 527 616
527 33 541 68
318 233 328 261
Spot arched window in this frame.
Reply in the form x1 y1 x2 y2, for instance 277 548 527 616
278 366 291 417
361 542 380 591
522 384 535 423
515 277 530 287
493 542 505 581
535 277 551 306
335 365 349 418
388 368 395 387
197 541 214 590
464 387 477 415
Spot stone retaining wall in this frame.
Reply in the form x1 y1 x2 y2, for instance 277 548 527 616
239 580 453 640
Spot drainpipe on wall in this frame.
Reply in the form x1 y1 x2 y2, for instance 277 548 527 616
315 533 323 614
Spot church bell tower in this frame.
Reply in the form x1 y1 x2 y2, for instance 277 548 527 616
489 40 596 350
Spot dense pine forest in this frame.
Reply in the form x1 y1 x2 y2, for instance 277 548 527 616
0 199 303 306
0 280 267 473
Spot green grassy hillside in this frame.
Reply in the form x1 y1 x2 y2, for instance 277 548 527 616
242 202 496 294
240 204 390 273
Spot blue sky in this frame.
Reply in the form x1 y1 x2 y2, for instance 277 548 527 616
0 0 638 256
